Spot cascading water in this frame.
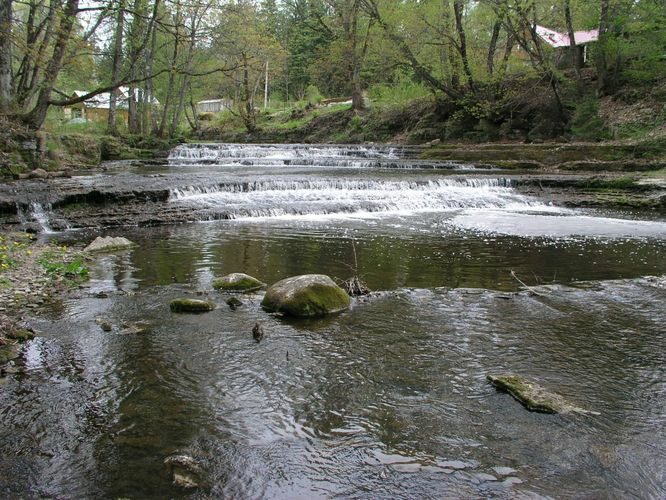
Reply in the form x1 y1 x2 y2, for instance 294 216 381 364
163 143 547 221
167 177 553 220
16 202 56 233
167 143 484 170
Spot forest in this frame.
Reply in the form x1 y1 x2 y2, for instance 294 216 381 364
0 0 664 142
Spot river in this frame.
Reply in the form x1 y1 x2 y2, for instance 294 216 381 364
1 143 665 498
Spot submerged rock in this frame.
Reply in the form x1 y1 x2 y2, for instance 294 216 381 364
164 454 204 489
95 317 113 332
84 236 135 253
170 298 215 313
226 296 243 309
261 274 350 317
120 322 151 335
213 273 265 293
487 373 599 415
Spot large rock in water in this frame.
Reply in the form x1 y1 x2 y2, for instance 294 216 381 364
487 374 599 415
213 273 265 293
261 274 350 317
84 236 135 253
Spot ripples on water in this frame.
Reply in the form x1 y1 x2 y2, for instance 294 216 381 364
1 144 666 498
2 280 665 498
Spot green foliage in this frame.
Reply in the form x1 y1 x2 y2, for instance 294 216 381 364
349 115 363 132
38 248 89 280
570 96 610 141
0 234 32 272
368 79 430 108
305 85 323 105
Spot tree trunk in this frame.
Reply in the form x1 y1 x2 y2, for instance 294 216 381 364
22 0 79 129
0 0 11 113
487 19 502 76
349 1 365 111
442 0 460 90
108 0 125 134
453 0 475 92
596 0 611 95
240 54 257 133
564 0 582 89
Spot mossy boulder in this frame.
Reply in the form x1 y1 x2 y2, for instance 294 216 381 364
170 298 216 313
213 273 265 293
487 374 599 415
261 274 350 317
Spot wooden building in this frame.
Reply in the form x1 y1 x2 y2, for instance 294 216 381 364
196 98 233 114
64 87 159 124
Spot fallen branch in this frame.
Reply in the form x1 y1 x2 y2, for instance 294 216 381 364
511 270 547 297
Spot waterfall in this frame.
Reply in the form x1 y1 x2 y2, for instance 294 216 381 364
168 177 555 221
167 143 483 170
17 202 56 233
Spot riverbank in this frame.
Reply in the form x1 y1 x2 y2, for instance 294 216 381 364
0 117 177 178
0 232 90 370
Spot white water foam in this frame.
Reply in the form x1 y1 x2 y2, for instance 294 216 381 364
451 210 666 239
168 178 560 221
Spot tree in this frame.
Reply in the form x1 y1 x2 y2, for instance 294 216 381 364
0 0 12 113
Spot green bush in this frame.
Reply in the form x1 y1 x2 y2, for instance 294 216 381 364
368 79 430 108
570 97 610 141
305 85 323 106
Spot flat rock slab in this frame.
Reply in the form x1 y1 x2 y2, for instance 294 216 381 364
213 273 265 293
170 298 216 313
487 373 599 415
261 274 350 317
84 236 135 253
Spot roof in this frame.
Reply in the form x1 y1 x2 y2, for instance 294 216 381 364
197 99 232 104
535 25 599 48
72 87 159 109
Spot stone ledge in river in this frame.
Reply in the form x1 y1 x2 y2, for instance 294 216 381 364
213 273 265 293
487 373 599 415
170 298 216 313
261 274 350 317
84 236 135 253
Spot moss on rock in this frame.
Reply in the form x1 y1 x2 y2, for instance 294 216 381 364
213 273 265 293
170 298 216 313
261 274 350 317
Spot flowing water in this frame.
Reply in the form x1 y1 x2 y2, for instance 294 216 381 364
1 144 666 498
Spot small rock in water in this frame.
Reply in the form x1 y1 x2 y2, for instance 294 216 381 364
226 296 243 310
213 273 265 293
252 322 264 343
95 318 113 332
84 236 135 253
170 298 215 313
164 454 204 489
120 322 151 335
